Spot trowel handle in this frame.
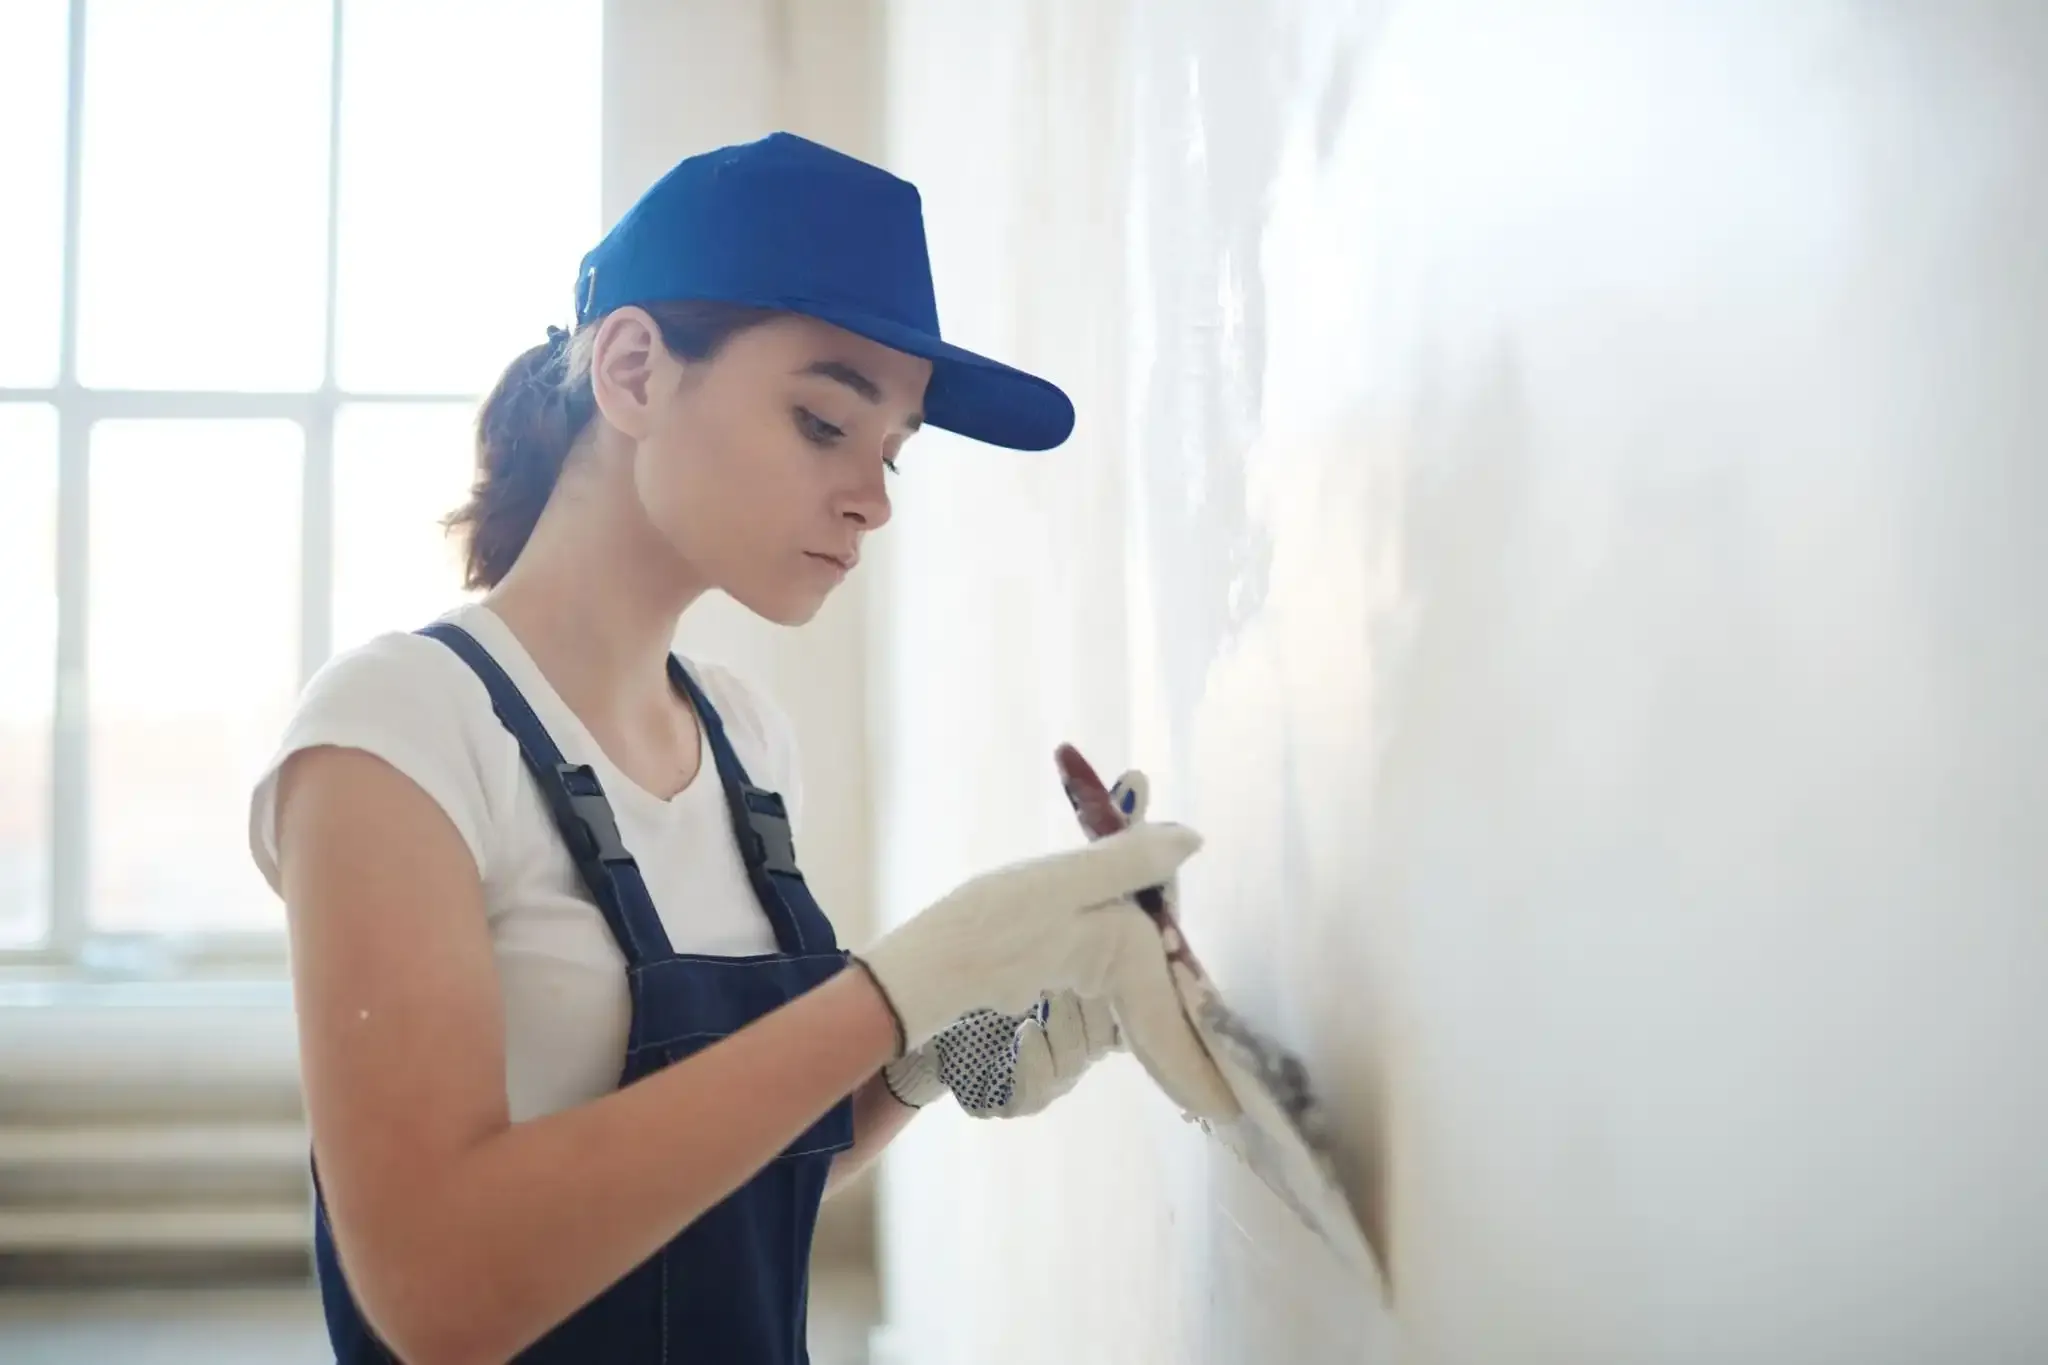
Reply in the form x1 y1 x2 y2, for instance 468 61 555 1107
1054 743 1169 917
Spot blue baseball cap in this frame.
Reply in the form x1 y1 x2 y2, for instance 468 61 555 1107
572 132 1075 452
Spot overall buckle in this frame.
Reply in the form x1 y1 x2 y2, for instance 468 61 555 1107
740 785 802 879
556 763 629 865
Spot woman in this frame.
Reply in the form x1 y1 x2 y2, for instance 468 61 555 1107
249 131 1234 1364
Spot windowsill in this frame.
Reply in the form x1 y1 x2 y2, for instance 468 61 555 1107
0 971 301 1104
0 975 292 1009
0 931 290 997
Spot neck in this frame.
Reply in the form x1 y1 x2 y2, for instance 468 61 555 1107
483 457 707 724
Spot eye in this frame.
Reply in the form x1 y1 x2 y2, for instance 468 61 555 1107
793 406 844 447
883 454 900 475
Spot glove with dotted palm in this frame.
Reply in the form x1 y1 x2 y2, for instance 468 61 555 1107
881 991 1121 1118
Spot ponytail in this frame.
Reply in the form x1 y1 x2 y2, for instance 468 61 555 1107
447 300 774 590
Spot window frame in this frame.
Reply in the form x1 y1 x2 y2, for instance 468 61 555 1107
0 0 482 973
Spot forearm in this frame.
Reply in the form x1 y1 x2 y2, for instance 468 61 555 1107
354 968 896 1364
824 1070 920 1197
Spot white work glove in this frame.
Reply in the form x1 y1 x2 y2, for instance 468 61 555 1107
1078 767 1242 1125
851 822 1238 1120
881 991 1121 1117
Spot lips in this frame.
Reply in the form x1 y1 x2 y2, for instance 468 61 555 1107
807 550 858 572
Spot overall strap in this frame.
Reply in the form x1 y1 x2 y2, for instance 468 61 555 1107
666 656 814 955
419 622 675 967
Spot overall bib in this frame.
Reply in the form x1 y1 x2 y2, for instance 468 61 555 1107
311 621 857 1362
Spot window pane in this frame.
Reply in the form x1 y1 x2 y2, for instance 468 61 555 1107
89 420 302 934
76 0 331 391
334 0 601 395
0 4 68 387
0 406 59 948
332 402 479 653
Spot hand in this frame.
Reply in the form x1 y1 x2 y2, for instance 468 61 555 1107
1072 766 1241 1124
881 991 1121 1118
852 823 1236 1120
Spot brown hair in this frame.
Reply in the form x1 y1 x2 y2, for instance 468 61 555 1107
446 300 775 590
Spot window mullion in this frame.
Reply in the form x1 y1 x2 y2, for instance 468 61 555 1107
301 404 335 685
48 0 90 960
49 408 89 961
302 0 346 686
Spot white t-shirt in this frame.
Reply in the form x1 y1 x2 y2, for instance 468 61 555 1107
248 602 805 1122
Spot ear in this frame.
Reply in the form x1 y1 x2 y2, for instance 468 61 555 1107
588 306 669 440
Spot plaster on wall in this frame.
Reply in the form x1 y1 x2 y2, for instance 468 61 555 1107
876 1 2048 1361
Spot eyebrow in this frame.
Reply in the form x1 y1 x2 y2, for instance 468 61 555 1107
801 360 924 430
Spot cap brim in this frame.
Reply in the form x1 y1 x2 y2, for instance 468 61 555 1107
788 302 1076 452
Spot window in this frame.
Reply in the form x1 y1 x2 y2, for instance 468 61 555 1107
0 0 601 966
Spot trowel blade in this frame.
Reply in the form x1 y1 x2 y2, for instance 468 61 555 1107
1172 965 1386 1289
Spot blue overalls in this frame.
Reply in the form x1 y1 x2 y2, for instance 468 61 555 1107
311 621 858 1362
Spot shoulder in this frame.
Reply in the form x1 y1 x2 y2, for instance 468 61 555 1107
683 657 805 819
249 624 512 891
298 625 499 722
284 626 515 777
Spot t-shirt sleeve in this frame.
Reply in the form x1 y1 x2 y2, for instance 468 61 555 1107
690 659 806 836
248 630 504 895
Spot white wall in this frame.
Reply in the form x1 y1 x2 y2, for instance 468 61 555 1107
872 2 2048 1362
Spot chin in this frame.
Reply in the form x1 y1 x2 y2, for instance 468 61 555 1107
733 584 830 628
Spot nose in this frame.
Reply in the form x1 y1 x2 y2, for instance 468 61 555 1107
839 451 893 533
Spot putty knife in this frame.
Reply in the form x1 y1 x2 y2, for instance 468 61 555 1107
1055 743 1385 1288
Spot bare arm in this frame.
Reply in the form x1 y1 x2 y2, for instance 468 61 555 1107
824 1071 918 1197
277 746 897 1365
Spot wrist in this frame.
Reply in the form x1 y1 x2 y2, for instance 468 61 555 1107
846 954 909 1059
850 937 964 1053
880 1046 942 1109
